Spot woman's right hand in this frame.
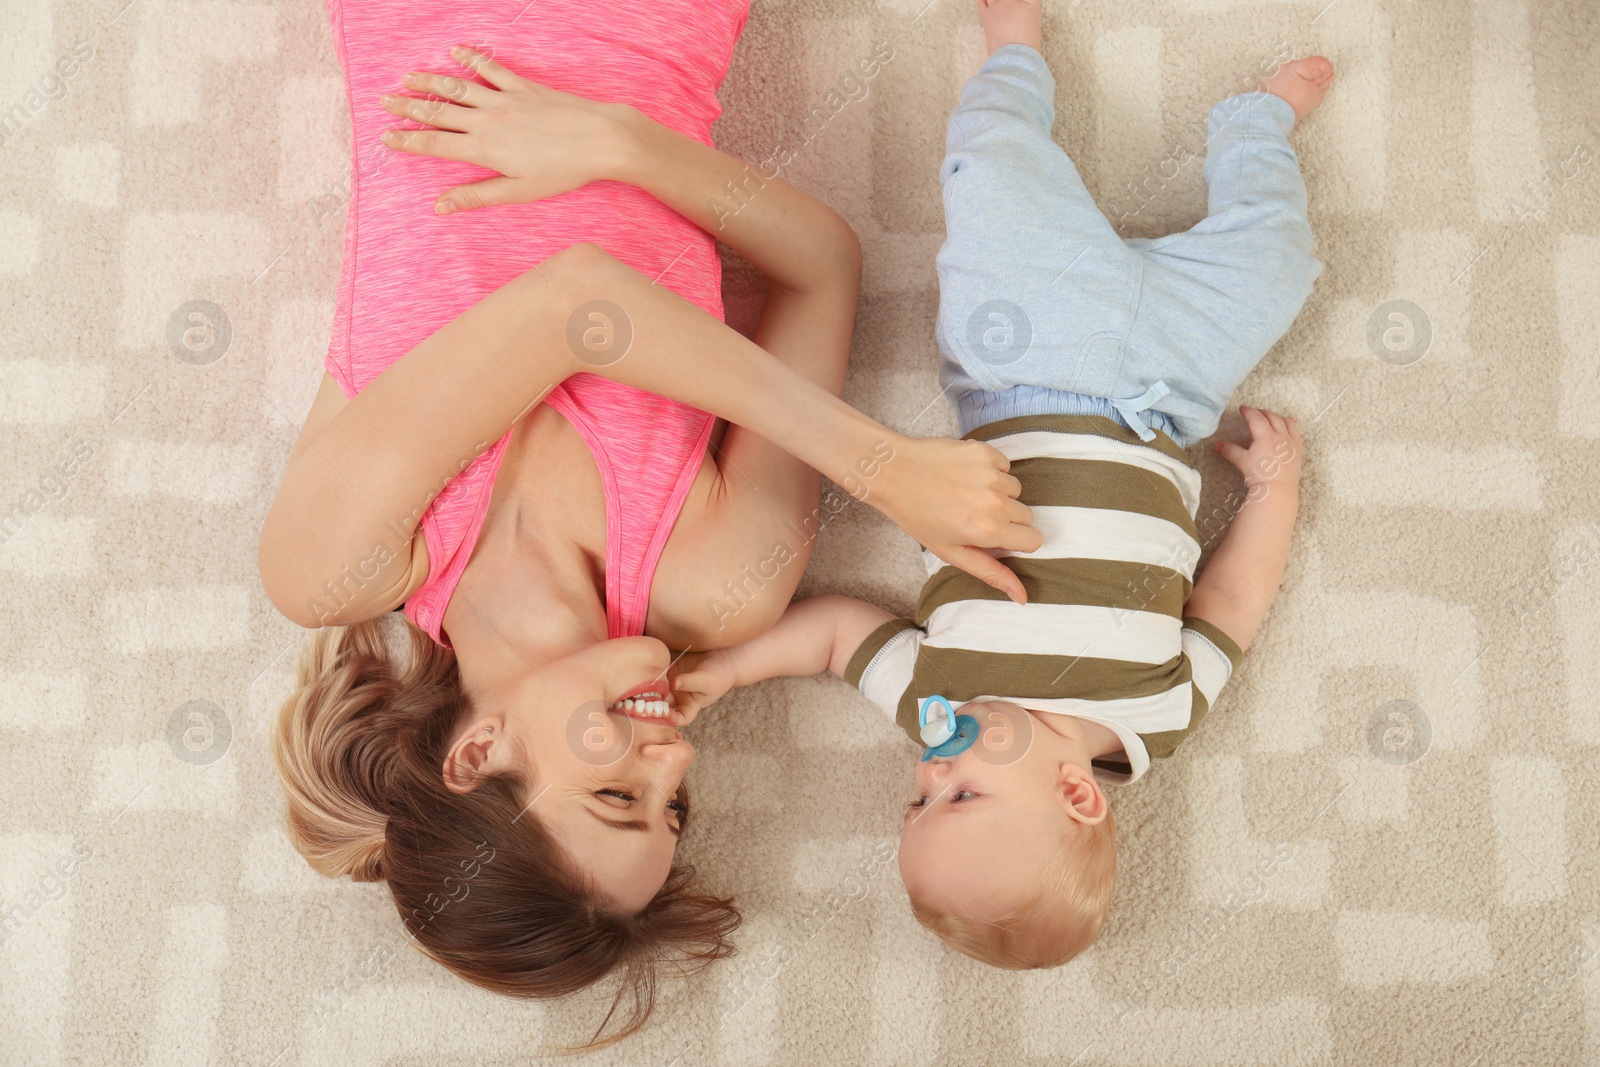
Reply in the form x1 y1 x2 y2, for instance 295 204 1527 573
867 436 1041 604
379 45 637 213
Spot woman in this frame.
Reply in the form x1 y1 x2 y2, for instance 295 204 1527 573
259 0 1040 1045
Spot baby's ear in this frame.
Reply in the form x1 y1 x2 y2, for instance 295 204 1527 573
1055 763 1109 826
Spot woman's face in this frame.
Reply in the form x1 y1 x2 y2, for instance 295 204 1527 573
450 636 696 914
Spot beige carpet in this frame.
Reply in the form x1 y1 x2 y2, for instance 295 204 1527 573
4 0 1599 1063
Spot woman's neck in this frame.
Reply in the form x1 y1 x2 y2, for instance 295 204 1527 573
443 407 612 705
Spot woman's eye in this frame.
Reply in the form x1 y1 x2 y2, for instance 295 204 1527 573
596 789 636 805
665 799 686 814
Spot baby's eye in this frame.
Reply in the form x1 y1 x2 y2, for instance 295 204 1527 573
952 790 976 802
907 795 929 809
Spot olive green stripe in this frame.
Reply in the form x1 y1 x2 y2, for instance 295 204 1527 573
843 617 918 689
894 645 1194 742
962 413 1194 468
1092 756 1135 776
912 646 1192 702
1181 616 1245 671
915 560 1191 623
1010 457 1198 538
1139 683 1214 760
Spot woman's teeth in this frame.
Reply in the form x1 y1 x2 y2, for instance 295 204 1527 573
611 692 673 718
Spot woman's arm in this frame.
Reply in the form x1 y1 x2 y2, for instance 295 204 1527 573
260 50 1041 628
260 244 1036 627
1183 406 1302 651
393 46 859 309
384 49 877 646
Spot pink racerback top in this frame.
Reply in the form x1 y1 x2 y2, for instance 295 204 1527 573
321 0 750 647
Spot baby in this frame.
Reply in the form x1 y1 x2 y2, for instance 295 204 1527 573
674 0 1333 968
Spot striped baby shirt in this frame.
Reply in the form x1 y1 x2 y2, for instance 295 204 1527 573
843 413 1245 783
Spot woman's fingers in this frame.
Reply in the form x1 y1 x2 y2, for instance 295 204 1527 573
438 176 527 214
380 126 476 164
994 468 1024 500
991 516 1044 554
380 92 475 133
1003 496 1033 530
938 545 1028 605
401 69 493 109
975 439 1011 470
451 44 522 92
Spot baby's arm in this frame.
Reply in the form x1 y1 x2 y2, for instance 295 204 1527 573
671 596 891 719
1184 406 1303 651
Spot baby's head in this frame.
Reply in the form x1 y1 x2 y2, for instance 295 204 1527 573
898 700 1116 968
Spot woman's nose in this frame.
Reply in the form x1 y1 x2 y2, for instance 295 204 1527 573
633 738 693 806
639 735 695 776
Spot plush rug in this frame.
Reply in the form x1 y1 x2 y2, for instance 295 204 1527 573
3 0 1598 1063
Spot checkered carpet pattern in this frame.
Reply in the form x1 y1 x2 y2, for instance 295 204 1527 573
2 0 1597 1063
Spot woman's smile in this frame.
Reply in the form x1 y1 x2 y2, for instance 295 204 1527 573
609 680 676 720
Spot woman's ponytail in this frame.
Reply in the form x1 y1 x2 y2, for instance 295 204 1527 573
270 614 471 882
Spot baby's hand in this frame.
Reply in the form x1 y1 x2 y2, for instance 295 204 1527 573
669 649 737 724
1212 405 1302 489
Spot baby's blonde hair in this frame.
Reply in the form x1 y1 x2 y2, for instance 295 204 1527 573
910 806 1117 968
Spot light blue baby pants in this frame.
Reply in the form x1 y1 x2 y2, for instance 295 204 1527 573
936 44 1323 447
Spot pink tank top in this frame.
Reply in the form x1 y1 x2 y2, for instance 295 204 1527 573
322 0 749 647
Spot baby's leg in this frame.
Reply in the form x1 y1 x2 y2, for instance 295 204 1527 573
936 43 1140 403
1180 58 1332 254
979 0 1041 55
1123 58 1334 443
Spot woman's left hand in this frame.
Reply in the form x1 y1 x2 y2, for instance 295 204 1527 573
378 45 636 214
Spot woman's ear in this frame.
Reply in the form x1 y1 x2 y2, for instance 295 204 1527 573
1055 762 1109 826
442 717 507 794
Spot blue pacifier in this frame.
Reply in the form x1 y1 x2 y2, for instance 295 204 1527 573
918 695 979 762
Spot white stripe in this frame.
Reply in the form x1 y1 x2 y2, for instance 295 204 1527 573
923 599 1180 664
956 684 1202 784
920 506 1200 580
857 627 921 722
1182 627 1235 705
1008 505 1200 571
1020 686 1192 736
983 428 1202 516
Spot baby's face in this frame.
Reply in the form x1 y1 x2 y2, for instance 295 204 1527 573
897 702 1076 916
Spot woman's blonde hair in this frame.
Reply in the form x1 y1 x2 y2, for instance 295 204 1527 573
271 614 739 1047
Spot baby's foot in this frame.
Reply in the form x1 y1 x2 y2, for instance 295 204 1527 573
980 0 1041 55
1260 56 1335 122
